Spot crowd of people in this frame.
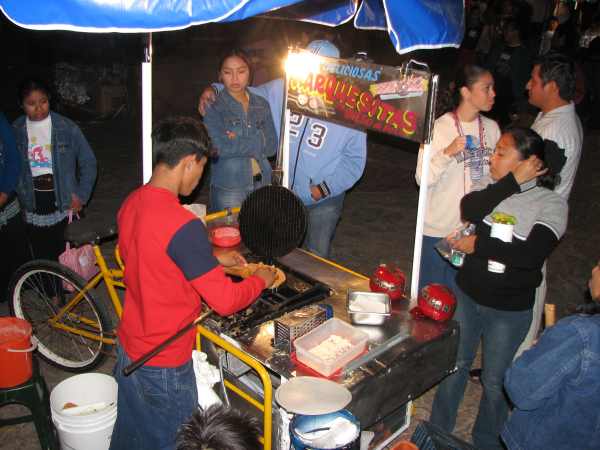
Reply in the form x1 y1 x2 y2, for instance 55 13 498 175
461 0 599 127
420 2 598 448
1 3 600 448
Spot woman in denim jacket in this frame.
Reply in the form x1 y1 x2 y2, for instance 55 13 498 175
203 48 276 212
501 262 600 450
13 79 97 261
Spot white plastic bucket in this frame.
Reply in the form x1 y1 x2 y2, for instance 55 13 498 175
50 373 118 450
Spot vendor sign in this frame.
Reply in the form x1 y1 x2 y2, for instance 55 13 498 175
286 51 432 143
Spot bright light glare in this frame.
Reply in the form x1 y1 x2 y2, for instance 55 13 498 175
284 50 321 79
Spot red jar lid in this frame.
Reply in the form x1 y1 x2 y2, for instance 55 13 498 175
210 226 241 247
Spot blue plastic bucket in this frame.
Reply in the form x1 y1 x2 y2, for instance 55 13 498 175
290 409 360 450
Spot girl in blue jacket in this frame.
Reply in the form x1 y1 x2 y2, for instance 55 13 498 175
199 41 367 257
13 79 97 262
203 48 277 212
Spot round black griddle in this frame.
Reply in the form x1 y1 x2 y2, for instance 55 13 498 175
238 185 307 259
238 68 308 259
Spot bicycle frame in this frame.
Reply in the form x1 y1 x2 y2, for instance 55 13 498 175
49 244 125 345
49 208 242 349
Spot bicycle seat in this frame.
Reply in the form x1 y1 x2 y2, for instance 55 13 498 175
64 218 118 246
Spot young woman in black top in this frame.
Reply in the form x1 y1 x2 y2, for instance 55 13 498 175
430 127 568 450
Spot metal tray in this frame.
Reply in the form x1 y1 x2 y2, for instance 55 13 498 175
346 290 391 325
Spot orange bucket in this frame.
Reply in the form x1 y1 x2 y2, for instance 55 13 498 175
0 317 35 388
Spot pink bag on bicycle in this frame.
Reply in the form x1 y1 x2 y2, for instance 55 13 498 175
59 211 99 291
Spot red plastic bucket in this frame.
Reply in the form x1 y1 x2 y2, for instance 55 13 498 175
0 317 35 388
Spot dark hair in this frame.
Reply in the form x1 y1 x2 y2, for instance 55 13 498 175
437 64 491 116
534 52 576 101
176 405 261 450
505 126 566 190
152 117 211 168
18 79 51 105
218 48 252 81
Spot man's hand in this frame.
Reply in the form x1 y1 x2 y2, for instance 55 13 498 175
216 250 247 268
0 192 8 209
254 266 277 289
443 136 467 157
198 87 217 116
70 193 83 213
451 235 477 254
310 185 323 201
512 156 548 185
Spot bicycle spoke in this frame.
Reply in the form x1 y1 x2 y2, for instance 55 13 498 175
11 264 111 370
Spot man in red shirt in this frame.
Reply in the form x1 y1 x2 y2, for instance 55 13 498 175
110 117 276 450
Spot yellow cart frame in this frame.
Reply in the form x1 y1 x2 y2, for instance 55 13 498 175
196 325 273 450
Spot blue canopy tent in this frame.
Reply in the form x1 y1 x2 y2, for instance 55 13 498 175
0 0 463 54
0 0 464 300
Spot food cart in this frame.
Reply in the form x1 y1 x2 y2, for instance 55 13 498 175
200 235 459 449
193 48 459 448
1 1 465 448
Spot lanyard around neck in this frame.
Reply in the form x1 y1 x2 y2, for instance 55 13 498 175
452 111 485 149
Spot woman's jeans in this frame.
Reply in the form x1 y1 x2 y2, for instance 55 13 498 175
109 346 198 450
210 174 267 213
304 193 345 259
418 235 459 294
210 184 254 213
430 286 532 450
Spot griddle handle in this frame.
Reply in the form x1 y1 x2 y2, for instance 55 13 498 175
123 310 212 376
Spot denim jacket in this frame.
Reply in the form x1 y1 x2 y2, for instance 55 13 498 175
13 111 97 212
0 112 20 196
502 314 600 450
203 89 276 190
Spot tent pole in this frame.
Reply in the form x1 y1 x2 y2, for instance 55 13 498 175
410 74 439 303
410 143 431 304
142 33 153 183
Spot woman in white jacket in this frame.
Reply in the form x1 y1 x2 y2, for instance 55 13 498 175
416 65 500 293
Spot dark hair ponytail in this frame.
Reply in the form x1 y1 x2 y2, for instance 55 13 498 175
436 64 490 117
505 126 567 190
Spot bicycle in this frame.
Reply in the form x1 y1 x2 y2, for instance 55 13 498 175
8 207 239 372
9 219 124 372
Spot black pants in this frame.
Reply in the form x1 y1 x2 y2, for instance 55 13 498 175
25 219 68 262
0 212 29 301
25 188 68 262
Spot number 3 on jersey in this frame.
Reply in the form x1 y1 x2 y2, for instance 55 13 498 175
289 113 327 150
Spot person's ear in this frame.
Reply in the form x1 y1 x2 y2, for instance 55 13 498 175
545 80 559 96
181 154 196 171
459 85 470 101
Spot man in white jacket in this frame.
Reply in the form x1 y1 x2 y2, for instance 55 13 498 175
517 52 583 356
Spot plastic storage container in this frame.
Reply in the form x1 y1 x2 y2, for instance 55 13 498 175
294 318 369 377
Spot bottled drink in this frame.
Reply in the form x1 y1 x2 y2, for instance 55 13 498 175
449 224 476 267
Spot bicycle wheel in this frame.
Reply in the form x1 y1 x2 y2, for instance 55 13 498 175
9 260 113 372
